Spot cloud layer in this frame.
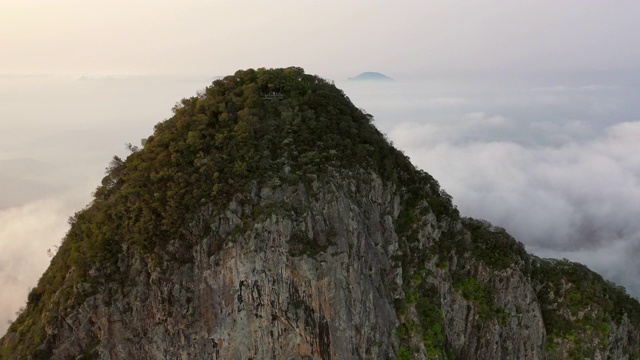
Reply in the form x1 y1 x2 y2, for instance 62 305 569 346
0 198 70 327
342 75 640 297
3 2 640 79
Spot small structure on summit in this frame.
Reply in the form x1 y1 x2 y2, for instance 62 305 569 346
262 91 284 100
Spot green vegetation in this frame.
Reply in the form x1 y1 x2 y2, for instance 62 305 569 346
416 295 448 358
1 67 458 358
393 214 456 359
4 66 640 359
532 257 640 358
396 346 414 360
461 218 529 272
454 277 493 319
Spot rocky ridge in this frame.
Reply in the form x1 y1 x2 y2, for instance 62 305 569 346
2 67 639 359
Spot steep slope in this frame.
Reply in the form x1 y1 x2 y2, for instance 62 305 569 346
2 67 639 359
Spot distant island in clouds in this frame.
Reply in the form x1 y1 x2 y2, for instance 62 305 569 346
347 72 393 81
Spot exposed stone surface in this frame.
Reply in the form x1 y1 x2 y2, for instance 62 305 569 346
16 172 542 359
44 172 404 359
4 169 640 359
3 67 640 359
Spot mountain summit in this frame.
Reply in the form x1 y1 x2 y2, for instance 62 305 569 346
2 67 640 359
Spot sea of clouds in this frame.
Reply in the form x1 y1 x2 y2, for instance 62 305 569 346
341 72 640 299
1 72 638 336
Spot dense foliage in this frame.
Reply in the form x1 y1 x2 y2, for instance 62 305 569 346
532 257 640 358
1 67 448 358
461 218 529 271
3 67 640 359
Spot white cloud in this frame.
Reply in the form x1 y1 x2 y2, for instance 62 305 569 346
393 120 640 297
531 85 619 92
0 198 70 335
464 111 508 126
345 77 640 299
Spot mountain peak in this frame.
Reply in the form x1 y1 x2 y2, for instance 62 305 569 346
3 67 640 360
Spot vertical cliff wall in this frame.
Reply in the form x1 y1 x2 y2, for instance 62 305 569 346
2 67 640 360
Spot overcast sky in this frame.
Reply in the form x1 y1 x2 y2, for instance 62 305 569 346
3 1 640 78
2 1 640 336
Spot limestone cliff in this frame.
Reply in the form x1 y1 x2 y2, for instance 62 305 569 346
2 67 640 359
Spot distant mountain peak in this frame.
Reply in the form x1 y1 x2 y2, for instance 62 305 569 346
348 72 393 81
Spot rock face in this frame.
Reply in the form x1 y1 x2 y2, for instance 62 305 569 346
2 67 640 359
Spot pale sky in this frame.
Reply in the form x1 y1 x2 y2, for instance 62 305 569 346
2 0 640 336
2 1 640 79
